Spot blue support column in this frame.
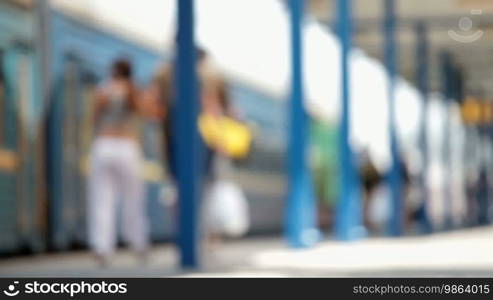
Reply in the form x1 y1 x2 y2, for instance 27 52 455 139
415 22 432 233
175 0 201 268
285 0 319 248
440 51 453 230
384 0 402 236
334 0 365 241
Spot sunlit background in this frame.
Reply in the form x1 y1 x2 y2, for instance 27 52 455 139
1 0 493 276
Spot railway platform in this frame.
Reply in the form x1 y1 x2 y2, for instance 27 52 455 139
1 226 493 277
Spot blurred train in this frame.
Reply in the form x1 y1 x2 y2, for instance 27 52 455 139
0 0 45 254
0 0 474 255
0 0 165 253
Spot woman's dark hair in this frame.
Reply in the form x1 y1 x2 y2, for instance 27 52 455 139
108 58 138 112
111 59 132 79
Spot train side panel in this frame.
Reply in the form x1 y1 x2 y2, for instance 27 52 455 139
0 1 45 254
46 11 168 250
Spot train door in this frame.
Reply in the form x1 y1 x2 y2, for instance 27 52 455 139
61 56 82 246
0 47 20 253
73 68 99 245
0 41 43 253
16 46 45 252
50 53 100 249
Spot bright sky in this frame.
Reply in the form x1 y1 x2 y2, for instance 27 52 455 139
51 0 175 47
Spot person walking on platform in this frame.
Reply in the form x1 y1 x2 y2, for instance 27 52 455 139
87 59 149 266
144 48 235 244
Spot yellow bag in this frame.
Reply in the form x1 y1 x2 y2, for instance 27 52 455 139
198 113 252 159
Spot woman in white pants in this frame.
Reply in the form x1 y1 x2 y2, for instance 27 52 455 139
88 59 148 266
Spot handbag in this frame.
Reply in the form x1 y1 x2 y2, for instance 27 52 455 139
205 180 250 238
198 113 252 159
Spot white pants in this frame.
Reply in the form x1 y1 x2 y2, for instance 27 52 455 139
87 137 149 256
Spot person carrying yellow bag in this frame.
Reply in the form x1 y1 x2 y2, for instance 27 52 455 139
146 47 252 245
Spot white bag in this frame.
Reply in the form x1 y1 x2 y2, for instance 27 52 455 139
206 180 250 238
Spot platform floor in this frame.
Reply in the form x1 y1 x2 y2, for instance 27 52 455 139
1 226 493 277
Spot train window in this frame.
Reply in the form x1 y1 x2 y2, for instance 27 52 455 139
16 54 34 162
62 59 79 153
16 53 33 136
80 70 99 174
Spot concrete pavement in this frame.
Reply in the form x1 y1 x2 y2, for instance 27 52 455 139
1 227 493 277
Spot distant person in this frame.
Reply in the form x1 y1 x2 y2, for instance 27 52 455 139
476 166 490 225
387 154 411 229
87 59 149 266
359 151 383 230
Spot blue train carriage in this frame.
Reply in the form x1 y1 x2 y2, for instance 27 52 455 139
0 0 45 254
227 83 288 233
46 8 170 250
229 81 340 234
